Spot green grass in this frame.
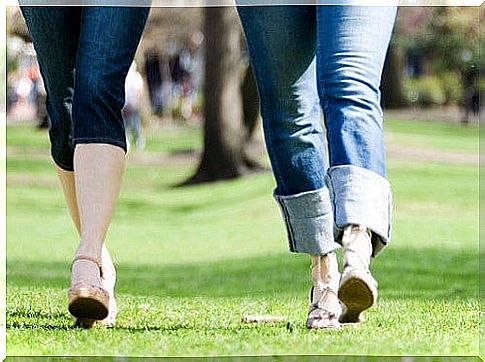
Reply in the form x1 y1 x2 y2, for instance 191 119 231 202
385 118 479 153
6 119 479 357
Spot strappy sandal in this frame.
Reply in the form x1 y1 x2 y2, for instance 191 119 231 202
68 255 109 324
306 286 342 329
338 225 377 323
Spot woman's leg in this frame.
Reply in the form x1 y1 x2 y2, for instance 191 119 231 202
316 5 397 322
21 7 122 324
237 6 341 328
59 6 149 322
72 145 125 260
56 165 117 326
56 166 81 232
238 6 338 256
70 6 149 263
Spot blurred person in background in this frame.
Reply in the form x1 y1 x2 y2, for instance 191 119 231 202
27 65 50 129
178 34 204 122
144 49 167 116
6 69 20 114
123 62 145 151
20 5 150 327
14 69 33 105
177 46 195 121
237 5 397 329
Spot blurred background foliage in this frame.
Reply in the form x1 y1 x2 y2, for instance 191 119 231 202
5 6 482 184
7 6 481 111
383 7 480 111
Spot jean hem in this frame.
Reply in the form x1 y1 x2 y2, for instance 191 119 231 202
274 187 339 255
325 165 392 256
73 138 127 154
51 156 74 172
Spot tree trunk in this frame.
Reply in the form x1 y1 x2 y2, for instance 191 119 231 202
242 64 260 143
460 66 478 124
381 42 407 108
184 7 250 184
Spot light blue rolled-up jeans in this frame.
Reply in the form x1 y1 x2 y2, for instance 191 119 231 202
237 5 397 256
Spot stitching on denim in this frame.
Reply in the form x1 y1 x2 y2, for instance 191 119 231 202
325 170 338 227
326 169 346 245
278 198 296 253
264 120 286 194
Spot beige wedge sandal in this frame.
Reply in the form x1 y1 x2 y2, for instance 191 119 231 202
68 255 109 325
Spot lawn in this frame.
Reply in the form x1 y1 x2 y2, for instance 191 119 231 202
5 118 480 359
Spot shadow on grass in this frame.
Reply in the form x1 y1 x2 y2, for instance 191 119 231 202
8 246 478 300
7 319 201 332
6 246 480 357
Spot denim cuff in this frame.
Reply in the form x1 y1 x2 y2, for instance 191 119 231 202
325 165 392 256
274 187 341 255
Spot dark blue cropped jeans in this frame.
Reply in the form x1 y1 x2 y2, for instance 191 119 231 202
20 6 150 171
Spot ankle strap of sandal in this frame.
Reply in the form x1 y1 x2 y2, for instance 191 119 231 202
71 255 103 278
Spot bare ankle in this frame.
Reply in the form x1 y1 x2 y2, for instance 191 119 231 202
75 241 103 262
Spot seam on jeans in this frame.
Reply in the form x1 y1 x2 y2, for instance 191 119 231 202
319 88 332 168
326 170 340 243
262 108 286 194
326 171 337 220
278 198 296 253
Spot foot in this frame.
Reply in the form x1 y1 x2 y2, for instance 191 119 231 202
68 255 109 323
306 253 341 329
338 225 377 323
74 247 117 328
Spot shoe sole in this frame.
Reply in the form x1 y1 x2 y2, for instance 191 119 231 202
74 296 116 328
68 288 109 321
338 275 376 323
